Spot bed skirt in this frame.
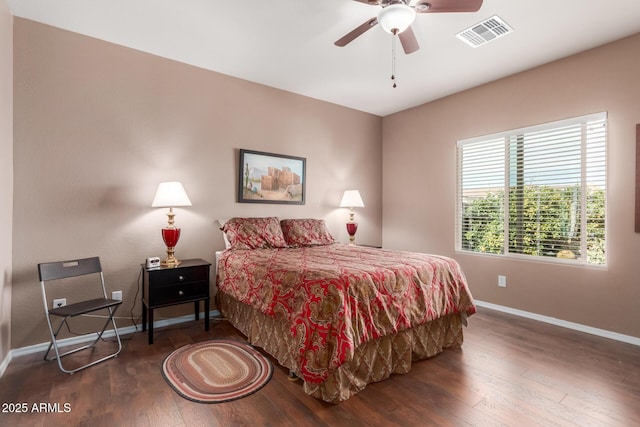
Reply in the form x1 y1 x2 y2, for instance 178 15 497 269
218 290 465 403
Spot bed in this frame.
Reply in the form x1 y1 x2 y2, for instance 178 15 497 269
215 217 476 403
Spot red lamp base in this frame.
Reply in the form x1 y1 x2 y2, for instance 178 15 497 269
346 222 358 245
161 228 181 266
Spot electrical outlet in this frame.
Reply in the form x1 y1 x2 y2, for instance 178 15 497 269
53 298 67 308
498 275 507 288
112 291 123 301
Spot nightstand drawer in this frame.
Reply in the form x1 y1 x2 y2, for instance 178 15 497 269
148 265 208 287
148 280 208 306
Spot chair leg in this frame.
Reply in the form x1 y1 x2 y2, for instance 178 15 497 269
44 306 123 374
44 316 104 362
43 316 68 362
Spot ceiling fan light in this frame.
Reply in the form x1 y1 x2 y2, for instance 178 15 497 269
377 4 416 34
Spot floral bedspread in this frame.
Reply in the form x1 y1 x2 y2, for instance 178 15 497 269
216 244 476 384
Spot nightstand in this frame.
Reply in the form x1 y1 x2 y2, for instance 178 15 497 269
141 258 211 344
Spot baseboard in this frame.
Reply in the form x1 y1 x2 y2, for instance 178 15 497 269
475 300 640 346
0 309 222 378
0 349 11 379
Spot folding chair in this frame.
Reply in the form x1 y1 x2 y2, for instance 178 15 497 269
38 256 122 374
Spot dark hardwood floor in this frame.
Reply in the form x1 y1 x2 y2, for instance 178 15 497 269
1 307 638 426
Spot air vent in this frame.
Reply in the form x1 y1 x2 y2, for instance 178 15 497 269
456 15 513 48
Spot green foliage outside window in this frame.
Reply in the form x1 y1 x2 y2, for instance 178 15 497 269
461 186 605 264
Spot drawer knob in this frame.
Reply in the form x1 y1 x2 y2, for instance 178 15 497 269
178 275 185 281
178 290 184 296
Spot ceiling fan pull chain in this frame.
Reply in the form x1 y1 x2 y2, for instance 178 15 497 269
391 31 397 88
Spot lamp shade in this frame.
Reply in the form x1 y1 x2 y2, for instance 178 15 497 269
151 182 192 208
340 190 365 208
377 3 416 34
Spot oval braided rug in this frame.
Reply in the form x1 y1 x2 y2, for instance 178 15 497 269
162 340 273 403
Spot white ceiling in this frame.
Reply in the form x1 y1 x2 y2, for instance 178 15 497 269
7 0 640 116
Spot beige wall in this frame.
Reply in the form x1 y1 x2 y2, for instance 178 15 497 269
383 33 640 338
0 2 13 362
12 19 382 348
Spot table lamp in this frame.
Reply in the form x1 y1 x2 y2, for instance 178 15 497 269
152 181 192 266
340 190 365 245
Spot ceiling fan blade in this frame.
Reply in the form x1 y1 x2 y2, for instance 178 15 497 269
335 18 379 47
414 0 483 13
398 26 420 54
352 0 381 5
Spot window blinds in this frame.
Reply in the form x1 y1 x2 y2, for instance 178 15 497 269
456 112 607 265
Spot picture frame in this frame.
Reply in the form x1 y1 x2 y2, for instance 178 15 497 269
238 149 306 204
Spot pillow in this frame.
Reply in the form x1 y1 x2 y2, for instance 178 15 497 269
216 218 232 249
280 219 336 247
221 217 288 250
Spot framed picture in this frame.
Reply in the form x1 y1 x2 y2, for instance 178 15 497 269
238 149 306 204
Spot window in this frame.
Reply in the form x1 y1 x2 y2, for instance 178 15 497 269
456 112 607 265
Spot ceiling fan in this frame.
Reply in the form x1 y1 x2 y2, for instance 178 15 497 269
335 0 484 54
